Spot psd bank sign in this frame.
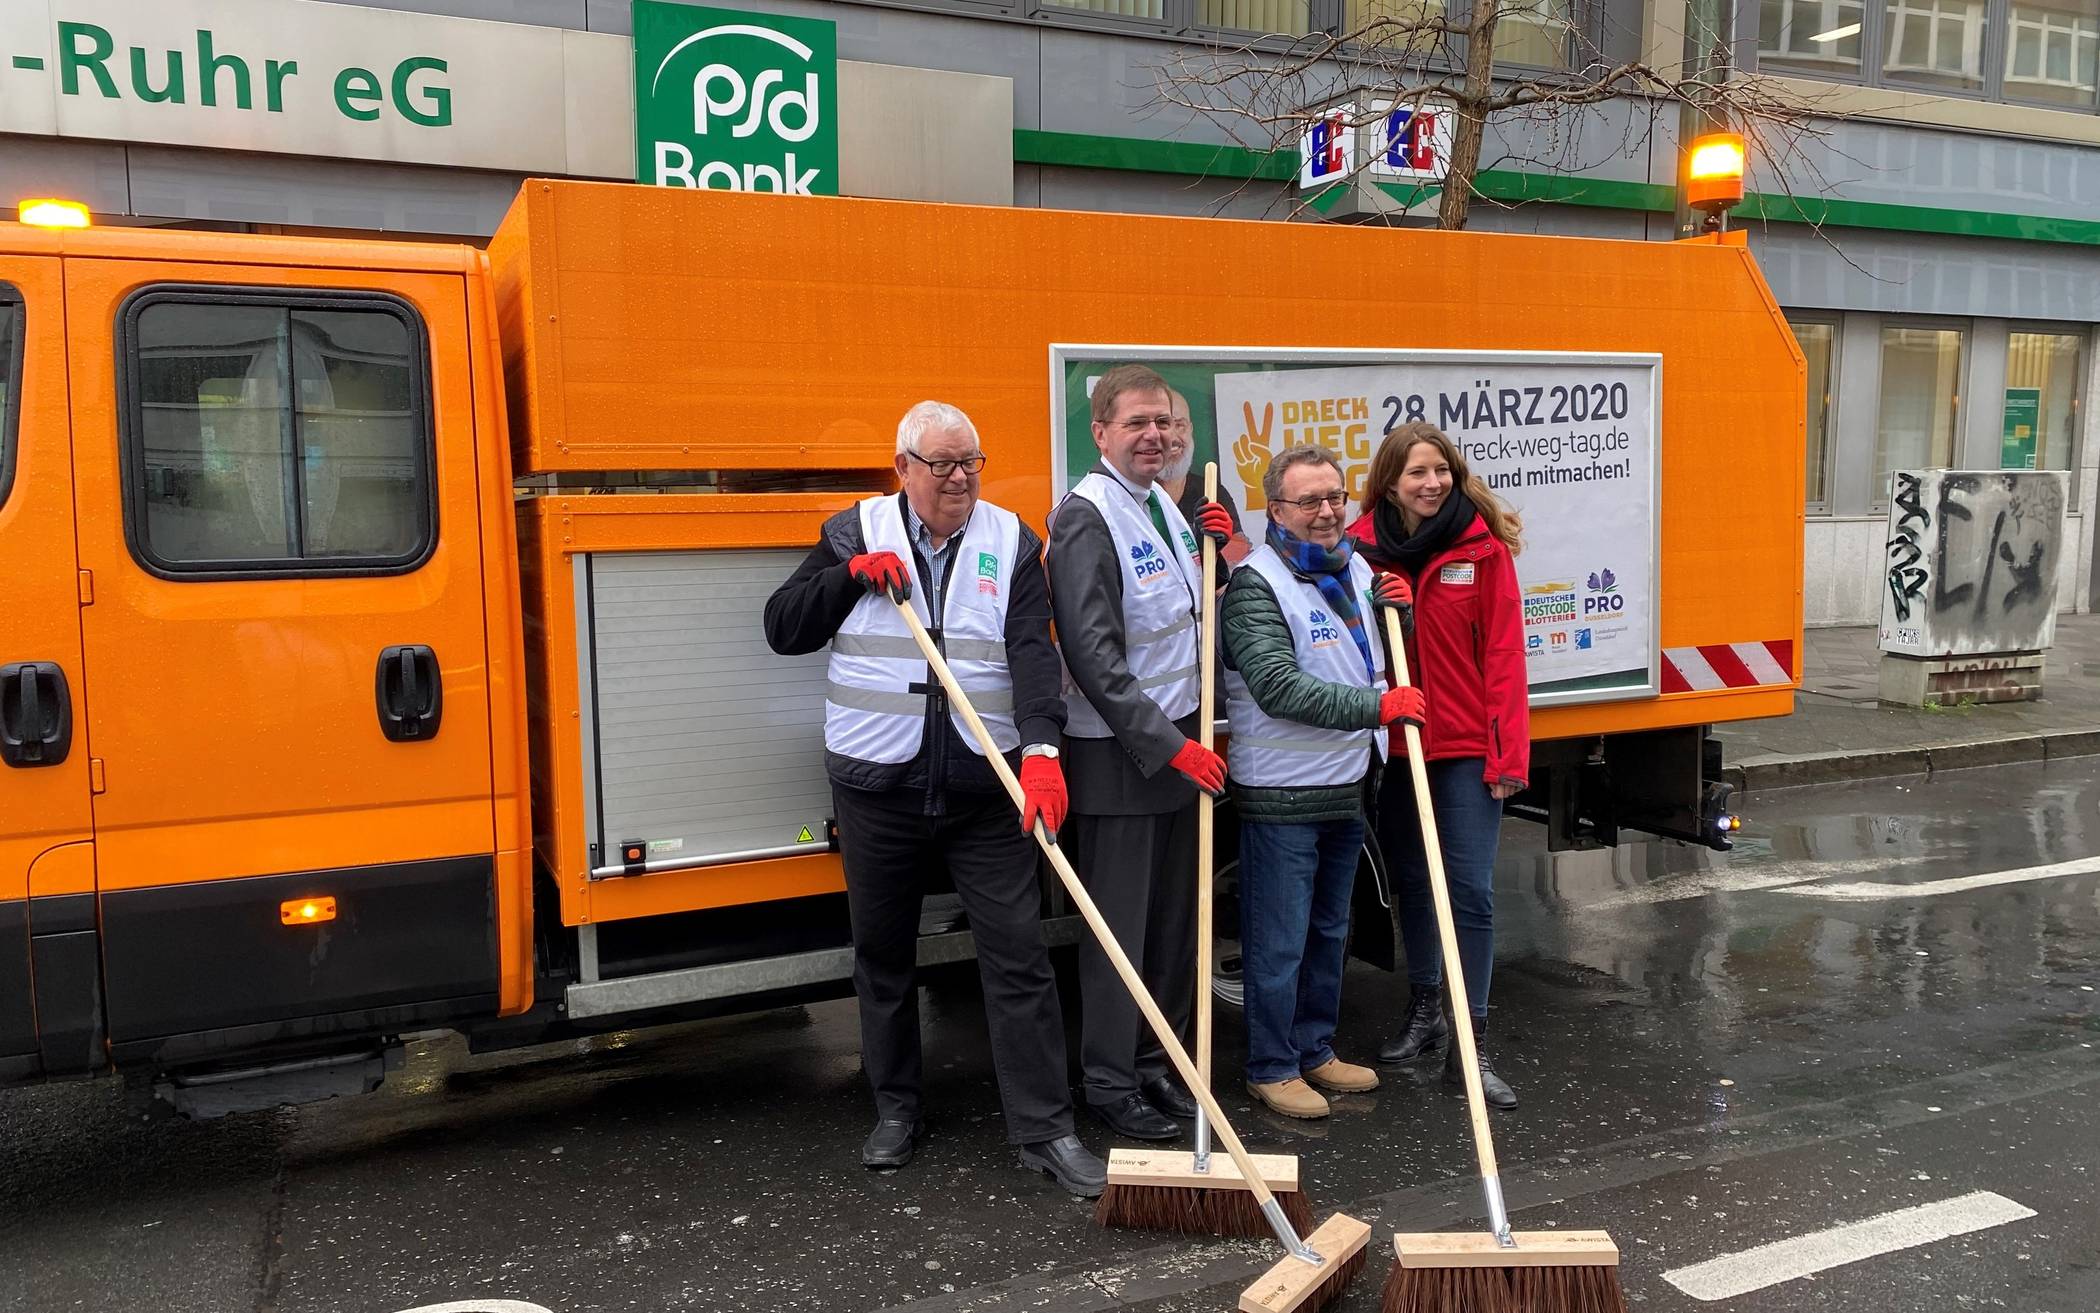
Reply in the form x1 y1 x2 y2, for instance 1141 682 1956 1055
632 0 837 195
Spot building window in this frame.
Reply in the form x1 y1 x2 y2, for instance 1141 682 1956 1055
1203 0 1312 31
1493 0 1574 66
1039 0 1168 19
2004 329 2085 475
1874 323 1965 496
1790 319 1838 508
1759 0 1866 74
0 287 19 511
2004 0 2100 106
120 288 434 578
1884 0 1989 90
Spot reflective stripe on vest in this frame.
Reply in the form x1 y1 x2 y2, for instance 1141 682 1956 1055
824 495 1022 764
1223 545 1389 788
1052 470 1204 739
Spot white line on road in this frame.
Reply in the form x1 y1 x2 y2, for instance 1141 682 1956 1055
1661 1190 2037 1302
1783 857 2100 901
393 1302 555 1313
1578 858 1906 910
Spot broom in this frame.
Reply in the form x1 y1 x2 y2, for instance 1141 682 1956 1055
1373 605 1625 1313
1095 462 1314 1240
890 591 1367 1313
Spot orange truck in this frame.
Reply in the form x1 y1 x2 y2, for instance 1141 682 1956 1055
0 181 1801 1112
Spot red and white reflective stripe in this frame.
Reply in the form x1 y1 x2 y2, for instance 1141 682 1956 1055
1661 640 1795 693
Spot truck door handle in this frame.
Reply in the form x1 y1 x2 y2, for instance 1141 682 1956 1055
0 662 72 768
375 645 443 743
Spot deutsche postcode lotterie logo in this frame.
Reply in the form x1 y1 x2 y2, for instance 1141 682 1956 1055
632 0 838 195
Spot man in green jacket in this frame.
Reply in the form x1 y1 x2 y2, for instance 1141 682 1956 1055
1222 445 1426 1119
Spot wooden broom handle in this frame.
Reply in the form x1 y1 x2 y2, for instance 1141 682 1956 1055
1381 607 1502 1184
892 596 1282 1213
1196 463 1218 1089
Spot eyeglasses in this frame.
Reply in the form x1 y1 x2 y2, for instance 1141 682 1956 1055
1115 415 1177 434
906 450 988 478
1281 490 1350 513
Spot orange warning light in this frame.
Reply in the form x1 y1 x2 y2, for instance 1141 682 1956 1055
1686 134 1746 213
280 896 338 926
17 198 90 229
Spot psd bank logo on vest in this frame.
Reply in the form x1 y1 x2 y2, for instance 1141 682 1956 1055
633 0 840 195
1307 607 1343 649
1128 540 1170 586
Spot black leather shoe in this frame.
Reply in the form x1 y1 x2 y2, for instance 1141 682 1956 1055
860 1117 922 1168
1017 1134 1107 1198
1441 1001 1518 1110
1139 1075 1199 1120
1089 1092 1180 1141
1378 986 1448 1064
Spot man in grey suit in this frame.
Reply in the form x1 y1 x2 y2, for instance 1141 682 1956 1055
1048 364 1235 1141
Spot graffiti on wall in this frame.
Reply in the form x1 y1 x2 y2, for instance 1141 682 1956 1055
1879 470 2068 658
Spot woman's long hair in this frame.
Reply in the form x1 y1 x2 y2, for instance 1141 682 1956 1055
1361 422 1523 555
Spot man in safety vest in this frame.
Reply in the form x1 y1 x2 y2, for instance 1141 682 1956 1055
1047 364 1235 1142
762 400 1105 1197
1220 445 1426 1120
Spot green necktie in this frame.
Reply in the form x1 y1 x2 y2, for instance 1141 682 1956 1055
1145 488 1175 547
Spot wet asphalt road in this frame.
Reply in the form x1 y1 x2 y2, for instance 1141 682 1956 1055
3 759 2096 1313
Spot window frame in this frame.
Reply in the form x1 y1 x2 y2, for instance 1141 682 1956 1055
115 283 439 583
1787 312 1842 515
0 285 21 514
1999 0 2100 113
2003 320 2089 485
1749 0 2100 108
1870 314 1970 508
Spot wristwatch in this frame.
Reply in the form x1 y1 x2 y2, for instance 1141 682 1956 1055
1022 744 1060 760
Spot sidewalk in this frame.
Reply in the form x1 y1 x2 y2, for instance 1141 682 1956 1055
1712 613 2100 791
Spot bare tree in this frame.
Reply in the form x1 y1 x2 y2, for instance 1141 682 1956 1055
1150 2 1846 231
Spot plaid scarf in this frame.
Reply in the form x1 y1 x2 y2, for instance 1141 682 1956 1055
1267 523 1374 680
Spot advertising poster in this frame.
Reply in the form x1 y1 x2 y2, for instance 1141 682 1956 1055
1052 349 1660 703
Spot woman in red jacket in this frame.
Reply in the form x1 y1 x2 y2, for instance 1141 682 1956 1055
1345 421 1527 1110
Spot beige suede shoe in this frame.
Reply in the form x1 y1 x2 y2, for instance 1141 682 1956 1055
1246 1077 1330 1119
1302 1058 1382 1093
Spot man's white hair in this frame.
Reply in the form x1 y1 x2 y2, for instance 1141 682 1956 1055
896 400 979 456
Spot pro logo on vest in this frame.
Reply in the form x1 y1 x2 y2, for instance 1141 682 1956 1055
1307 606 1342 649
1128 539 1170 586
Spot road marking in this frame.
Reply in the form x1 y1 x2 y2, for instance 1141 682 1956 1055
1661 1190 2036 1302
393 1303 554 1313
1578 858 1898 909
1783 857 2100 901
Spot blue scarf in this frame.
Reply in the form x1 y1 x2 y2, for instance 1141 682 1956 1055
1267 523 1374 680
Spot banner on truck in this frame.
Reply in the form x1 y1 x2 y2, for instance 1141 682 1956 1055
1050 347 1661 705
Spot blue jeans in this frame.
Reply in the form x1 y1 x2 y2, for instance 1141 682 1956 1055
1377 757 1502 1019
1239 817 1364 1085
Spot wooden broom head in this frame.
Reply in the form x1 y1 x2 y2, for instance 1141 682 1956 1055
1240 1213 1371 1313
1104 1147 1301 1192
1392 1230 1620 1268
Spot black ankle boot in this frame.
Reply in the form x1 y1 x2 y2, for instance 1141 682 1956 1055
1441 999 1518 1110
1378 986 1448 1064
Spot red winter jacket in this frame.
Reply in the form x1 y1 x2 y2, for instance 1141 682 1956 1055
1346 513 1530 788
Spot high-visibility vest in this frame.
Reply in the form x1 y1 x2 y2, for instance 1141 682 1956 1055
824 495 1021 764
1053 470 1203 739
1223 545 1389 787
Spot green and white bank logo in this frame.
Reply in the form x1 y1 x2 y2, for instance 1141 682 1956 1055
632 0 837 195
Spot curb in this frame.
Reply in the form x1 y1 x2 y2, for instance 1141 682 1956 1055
1728 728 2100 793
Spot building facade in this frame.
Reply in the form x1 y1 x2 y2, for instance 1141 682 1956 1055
3 0 2095 626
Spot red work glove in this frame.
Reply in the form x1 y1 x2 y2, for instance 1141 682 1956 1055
1371 571 1414 635
1019 754 1068 839
1379 685 1427 729
1193 500 1235 549
847 550 913 602
1170 739 1227 797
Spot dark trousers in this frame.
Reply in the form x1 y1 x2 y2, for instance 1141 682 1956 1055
1376 756 1502 1018
832 782 1074 1145
1239 816 1363 1084
1064 806 1197 1105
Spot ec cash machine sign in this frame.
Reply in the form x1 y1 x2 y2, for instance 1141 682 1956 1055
632 0 837 195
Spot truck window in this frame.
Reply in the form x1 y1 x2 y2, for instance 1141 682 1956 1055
0 286 20 510
119 288 435 577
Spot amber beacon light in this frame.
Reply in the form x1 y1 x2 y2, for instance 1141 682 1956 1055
1686 133 1747 213
281 896 339 926
17 198 91 229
